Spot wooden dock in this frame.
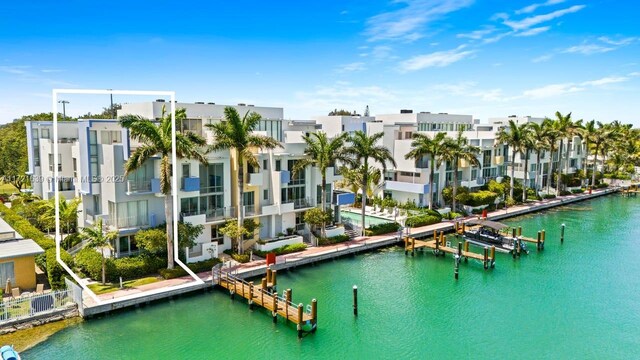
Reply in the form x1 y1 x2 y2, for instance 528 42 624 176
621 184 639 197
213 266 317 338
404 231 495 269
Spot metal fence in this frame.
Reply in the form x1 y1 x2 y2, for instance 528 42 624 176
0 289 75 325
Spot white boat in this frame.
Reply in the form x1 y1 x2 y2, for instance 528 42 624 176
1 345 20 360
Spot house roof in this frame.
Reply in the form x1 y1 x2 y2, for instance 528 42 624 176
0 239 45 260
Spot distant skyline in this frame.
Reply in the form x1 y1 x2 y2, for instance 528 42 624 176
1 0 639 125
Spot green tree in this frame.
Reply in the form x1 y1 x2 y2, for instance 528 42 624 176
292 132 352 237
218 219 260 252
404 132 447 210
38 195 81 235
344 131 396 236
496 120 529 200
0 118 29 189
543 119 562 196
80 218 118 285
528 122 554 193
206 107 281 254
119 107 208 269
328 109 355 116
303 207 332 235
439 130 481 210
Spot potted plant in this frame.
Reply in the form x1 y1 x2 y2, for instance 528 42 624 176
286 227 294 236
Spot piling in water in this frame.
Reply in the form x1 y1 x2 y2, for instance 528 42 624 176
353 285 358 316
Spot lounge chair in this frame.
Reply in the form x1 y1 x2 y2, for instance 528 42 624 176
35 284 44 295
11 287 20 299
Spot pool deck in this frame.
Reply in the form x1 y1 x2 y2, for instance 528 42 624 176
78 186 619 316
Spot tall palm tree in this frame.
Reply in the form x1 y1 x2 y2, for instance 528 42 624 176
581 120 597 186
120 107 208 269
292 132 352 237
207 107 281 253
589 122 613 186
405 132 447 210
544 119 562 196
80 218 118 285
520 126 534 202
528 122 553 193
344 131 396 236
439 130 481 211
547 111 579 193
496 120 528 200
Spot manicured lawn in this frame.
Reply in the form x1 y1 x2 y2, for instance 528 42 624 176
87 277 161 295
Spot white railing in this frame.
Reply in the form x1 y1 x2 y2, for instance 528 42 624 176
0 289 74 325
127 180 152 193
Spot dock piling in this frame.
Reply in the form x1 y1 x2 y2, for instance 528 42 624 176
536 231 541 251
353 285 358 316
297 304 304 338
311 299 318 332
560 224 565 244
483 247 489 269
490 246 495 268
518 226 522 237
249 281 254 309
272 293 278 323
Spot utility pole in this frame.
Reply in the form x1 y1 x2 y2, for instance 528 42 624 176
58 100 69 120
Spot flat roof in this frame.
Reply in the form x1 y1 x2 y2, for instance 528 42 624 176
0 216 23 239
0 239 45 260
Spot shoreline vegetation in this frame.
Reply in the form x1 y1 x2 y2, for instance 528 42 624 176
0 316 83 352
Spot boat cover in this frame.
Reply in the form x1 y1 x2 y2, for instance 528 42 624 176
465 219 509 231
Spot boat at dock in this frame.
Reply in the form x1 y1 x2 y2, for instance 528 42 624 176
462 219 528 254
1 345 20 360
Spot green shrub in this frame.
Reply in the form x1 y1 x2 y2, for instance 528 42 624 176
542 194 556 199
364 222 401 236
595 183 609 189
46 248 74 289
112 255 166 281
444 212 463 220
317 234 350 246
158 268 185 279
464 191 499 207
75 248 110 281
559 190 572 196
159 258 222 279
571 189 584 194
0 203 55 250
254 243 308 257
405 214 441 227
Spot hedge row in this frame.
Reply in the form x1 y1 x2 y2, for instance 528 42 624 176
159 258 222 279
464 191 499 207
317 234 350 246
0 203 72 289
405 214 441 227
253 243 307 257
365 222 401 236
75 248 167 282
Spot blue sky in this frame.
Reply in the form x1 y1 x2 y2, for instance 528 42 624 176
1 0 639 125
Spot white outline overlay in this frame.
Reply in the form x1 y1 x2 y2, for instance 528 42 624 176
53 89 204 306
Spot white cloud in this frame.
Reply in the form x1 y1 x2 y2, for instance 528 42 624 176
457 27 496 40
365 0 474 42
503 5 585 31
399 46 475 72
563 44 615 55
523 83 584 99
581 76 629 87
335 62 366 73
514 26 551 37
532 54 553 63
482 32 512 44
515 0 566 15
597 36 637 46
372 45 395 60
0 65 30 75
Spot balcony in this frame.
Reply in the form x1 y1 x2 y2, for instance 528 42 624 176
126 179 159 194
181 207 236 223
284 131 305 144
289 197 313 209
181 177 200 192
247 172 263 186
243 204 260 217
385 181 430 194
104 215 150 230
261 203 279 216
461 178 485 188
494 156 504 165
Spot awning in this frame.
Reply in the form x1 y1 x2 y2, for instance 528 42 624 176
465 219 509 231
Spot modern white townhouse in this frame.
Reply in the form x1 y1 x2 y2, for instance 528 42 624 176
25 101 345 262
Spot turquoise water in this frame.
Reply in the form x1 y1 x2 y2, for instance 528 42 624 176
24 195 640 359
340 210 393 226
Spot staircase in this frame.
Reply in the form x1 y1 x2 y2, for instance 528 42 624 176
345 228 360 240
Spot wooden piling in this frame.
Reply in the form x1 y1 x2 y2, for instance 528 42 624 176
311 299 318 331
261 278 266 304
541 230 546 250
518 226 522 236
433 230 437 242
404 236 408 255
249 281 254 309
560 224 565 244
483 246 489 269
462 222 466 233
272 270 278 290
411 237 415 256
272 293 278 323
297 304 304 338
353 285 358 316
536 231 541 251
490 246 495 268
512 228 517 238
266 268 272 284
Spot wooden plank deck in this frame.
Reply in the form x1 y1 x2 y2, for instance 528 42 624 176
217 276 314 325
405 238 494 263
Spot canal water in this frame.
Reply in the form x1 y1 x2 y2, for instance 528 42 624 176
24 195 640 359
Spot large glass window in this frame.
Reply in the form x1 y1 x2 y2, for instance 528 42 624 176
114 200 148 227
483 150 492 167
211 225 223 245
200 163 223 193
181 197 199 216
32 129 40 166
89 130 100 182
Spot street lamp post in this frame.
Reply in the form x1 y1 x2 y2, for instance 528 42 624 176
108 89 114 118
58 100 69 120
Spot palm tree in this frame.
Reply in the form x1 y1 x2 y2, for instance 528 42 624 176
580 120 597 186
207 107 281 253
119 107 208 269
589 122 613 186
292 132 352 237
528 122 552 193
496 120 528 200
80 218 118 285
520 126 534 202
38 195 81 236
337 165 382 201
405 132 447 210
344 131 396 236
547 111 580 193
439 130 481 211
544 119 562 196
